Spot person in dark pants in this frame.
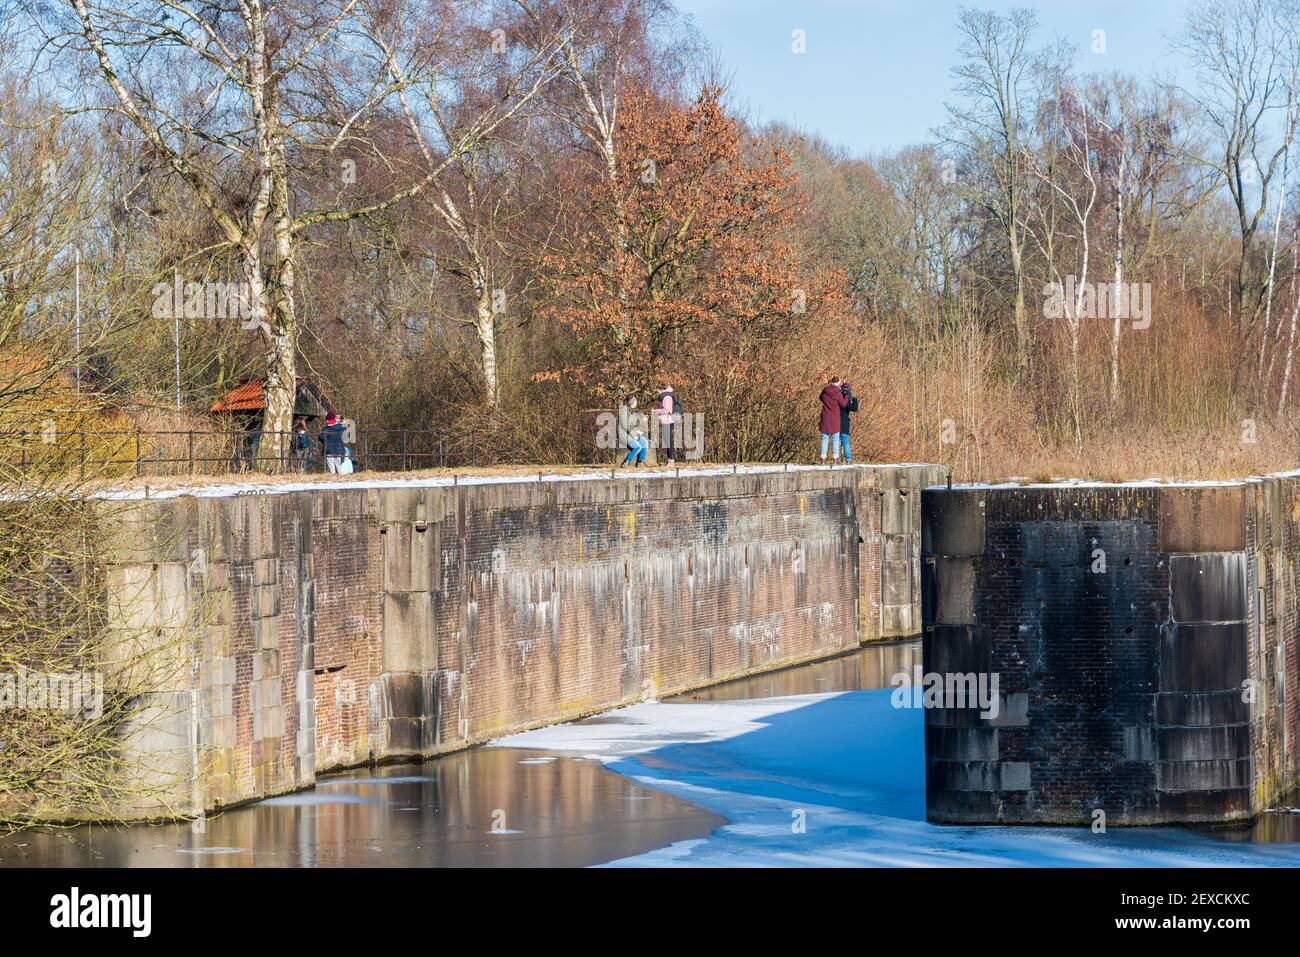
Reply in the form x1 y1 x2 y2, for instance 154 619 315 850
654 384 678 466
839 381 859 463
239 429 262 471
293 417 313 473
319 412 347 473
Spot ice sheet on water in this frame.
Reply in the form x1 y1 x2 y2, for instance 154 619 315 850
493 689 1300 868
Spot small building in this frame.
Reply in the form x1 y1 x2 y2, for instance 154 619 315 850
211 378 331 469
210 377 331 429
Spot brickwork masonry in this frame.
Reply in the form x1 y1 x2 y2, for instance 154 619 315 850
922 477 1300 825
85 464 942 820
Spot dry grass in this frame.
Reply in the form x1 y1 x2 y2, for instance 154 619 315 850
967 427 1300 483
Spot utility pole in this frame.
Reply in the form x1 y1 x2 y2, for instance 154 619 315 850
174 266 182 411
74 247 81 390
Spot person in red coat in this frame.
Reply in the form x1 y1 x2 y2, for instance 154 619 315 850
818 377 849 464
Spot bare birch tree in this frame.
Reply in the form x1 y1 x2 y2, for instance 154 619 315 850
31 0 558 457
945 6 1038 376
1174 0 1300 371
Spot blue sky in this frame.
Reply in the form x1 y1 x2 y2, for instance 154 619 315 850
673 0 1199 154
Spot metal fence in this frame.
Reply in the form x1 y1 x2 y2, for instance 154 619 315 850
0 428 535 478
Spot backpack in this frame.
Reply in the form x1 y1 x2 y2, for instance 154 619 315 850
658 390 684 418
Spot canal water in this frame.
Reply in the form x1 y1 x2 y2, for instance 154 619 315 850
3 639 1297 866
667 639 920 703
0 747 723 868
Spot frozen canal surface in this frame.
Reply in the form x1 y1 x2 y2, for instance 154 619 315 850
4 641 1296 866
497 643 1300 867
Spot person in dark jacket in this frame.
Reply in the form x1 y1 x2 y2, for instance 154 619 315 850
839 381 859 463
818 377 849 464
293 417 313 473
319 412 347 473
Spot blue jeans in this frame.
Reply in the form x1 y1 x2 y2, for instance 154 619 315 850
819 432 841 459
839 433 852 462
623 436 647 464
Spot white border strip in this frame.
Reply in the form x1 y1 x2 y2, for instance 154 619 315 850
95 462 943 501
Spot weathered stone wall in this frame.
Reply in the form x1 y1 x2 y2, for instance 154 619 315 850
1244 474 1300 816
922 479 1298 826
95 463 940 819
860 466 935 641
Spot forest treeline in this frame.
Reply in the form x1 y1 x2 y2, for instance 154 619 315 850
2 0 1300 479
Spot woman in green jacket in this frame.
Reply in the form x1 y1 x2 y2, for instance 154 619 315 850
618 396 648 466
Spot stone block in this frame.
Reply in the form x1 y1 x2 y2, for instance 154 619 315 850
925 725 998 761
253 557 277 586
883 536 912 562
926 556 977 626
382 671 425 719
1169 553 1245 623
255 584 280 619
96 500 191 564
882 559 912 605
1156 725 1249 762
1155 759 1249 792
926 624 990 677
922 488 985 557
252 614 281 651
1157 486 1247 553
882 489 909 535
927 760 998 792
382 592 436 672
1156 690 1249 727
988 692 1029 727
999 761 1031 792
1160 623 1247 692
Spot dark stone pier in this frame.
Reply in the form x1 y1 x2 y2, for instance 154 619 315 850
922 477 1299 825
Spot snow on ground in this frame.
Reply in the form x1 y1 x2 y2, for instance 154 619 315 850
494 689 1300 867
936 467 1300 490
95 462 932 501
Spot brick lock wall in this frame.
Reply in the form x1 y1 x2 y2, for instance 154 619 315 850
93 464 936 818
186 494 320 810
387 472 865 757
923 480 1299 826
308 493 383 773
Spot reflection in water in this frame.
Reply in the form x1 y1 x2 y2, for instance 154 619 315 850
1211 802 1300 844
670 640 921 702
0 749 722 868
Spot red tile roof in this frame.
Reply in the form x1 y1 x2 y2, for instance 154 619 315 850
210 379 265 412
211 377 318 413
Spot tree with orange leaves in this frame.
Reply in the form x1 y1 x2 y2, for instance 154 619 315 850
539 85 850 457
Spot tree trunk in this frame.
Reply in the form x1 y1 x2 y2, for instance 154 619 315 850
1110 150 1125 406
1277 245 1300 416
260 326 296 469
1009 238 1028 375
1071 211 1091 451
1261 88 1296 388
259 129 298 467
474 272 498 405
